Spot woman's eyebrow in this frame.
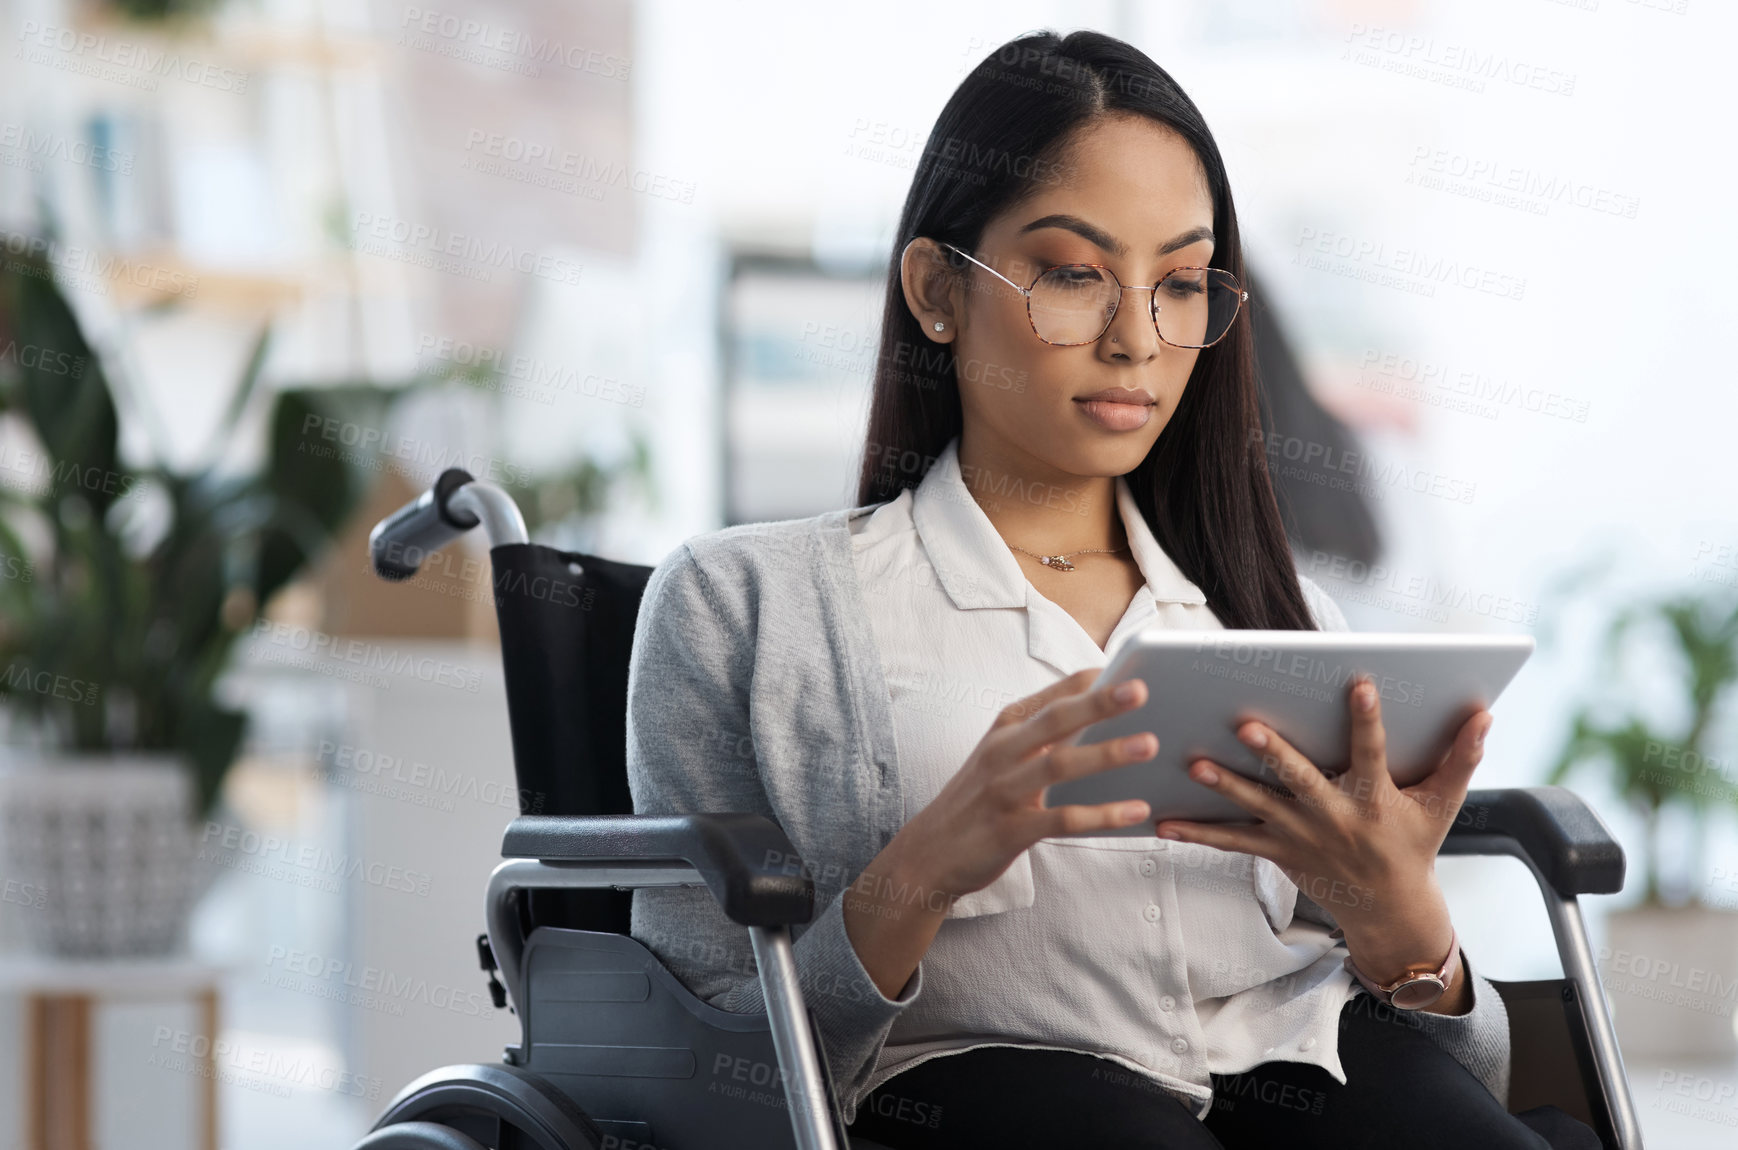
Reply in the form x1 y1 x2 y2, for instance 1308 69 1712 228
1017 214 1214 257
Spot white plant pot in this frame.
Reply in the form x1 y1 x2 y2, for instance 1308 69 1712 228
1600 904 1738 1059
0 753 211 957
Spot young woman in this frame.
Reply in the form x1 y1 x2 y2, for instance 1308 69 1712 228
626 29 1598 1150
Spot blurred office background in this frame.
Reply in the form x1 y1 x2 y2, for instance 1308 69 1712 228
0 0 1734 1146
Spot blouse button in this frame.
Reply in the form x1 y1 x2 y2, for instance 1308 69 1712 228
1171 1037 1189 1054
1143 903 1162 923
1299 1037 1317 1052
1159 994 1175 1011
1140 858 1157 877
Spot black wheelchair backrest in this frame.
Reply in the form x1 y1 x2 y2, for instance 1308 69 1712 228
488 542 653 934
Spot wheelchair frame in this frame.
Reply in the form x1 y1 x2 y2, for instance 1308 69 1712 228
350 469 1643 1150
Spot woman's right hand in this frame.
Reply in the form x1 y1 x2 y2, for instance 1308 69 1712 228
891 667 1158 906
841 669 1158 1000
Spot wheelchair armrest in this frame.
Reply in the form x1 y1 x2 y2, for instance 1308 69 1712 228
500 812 816 927
1441 785 1625 899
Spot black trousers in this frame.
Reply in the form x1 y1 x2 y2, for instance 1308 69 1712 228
846 992 1604 1149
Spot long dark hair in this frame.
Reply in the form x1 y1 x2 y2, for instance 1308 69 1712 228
854 29 1316 631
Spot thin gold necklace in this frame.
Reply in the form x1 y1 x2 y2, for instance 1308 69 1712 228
1005 542 1129 572
963 483 1129 572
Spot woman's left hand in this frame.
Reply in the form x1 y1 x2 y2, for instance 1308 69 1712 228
1154 674 1493 1000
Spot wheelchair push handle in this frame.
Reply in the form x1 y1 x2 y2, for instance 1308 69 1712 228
368 467 530 580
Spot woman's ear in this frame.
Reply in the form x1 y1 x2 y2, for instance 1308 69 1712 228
900 237 960 343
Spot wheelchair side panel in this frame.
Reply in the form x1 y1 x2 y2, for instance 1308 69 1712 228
516 925 808 1149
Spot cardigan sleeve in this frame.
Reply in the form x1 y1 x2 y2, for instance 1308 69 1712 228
1293 891 1512 1109
623 542 923 1124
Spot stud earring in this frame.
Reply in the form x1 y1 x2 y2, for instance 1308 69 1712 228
933 322 946 332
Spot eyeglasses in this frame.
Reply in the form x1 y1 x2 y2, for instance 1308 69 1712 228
937 241 1248 349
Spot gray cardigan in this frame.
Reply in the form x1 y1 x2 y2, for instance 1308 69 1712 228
624 506 1512 1124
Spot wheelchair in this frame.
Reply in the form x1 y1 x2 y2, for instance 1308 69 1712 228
348 468 1644 1150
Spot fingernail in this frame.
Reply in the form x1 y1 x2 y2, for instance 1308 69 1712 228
1120 801 1151 822
1160 828 1182 840
1192 762 1219 785
1358 685 1376 712
1238 725 1266 749
1114 681 1139 704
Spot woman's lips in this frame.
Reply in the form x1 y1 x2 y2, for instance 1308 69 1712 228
1073 398 1154 431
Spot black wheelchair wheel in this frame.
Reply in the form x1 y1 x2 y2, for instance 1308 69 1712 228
369 1064 603 1150
353 1122 489 1150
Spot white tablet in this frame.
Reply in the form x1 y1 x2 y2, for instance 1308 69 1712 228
1041 629 1534 837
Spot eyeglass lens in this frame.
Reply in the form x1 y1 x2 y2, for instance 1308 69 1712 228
1027 266 1241 347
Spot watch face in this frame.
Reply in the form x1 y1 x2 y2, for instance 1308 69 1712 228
1392 977 1445 1011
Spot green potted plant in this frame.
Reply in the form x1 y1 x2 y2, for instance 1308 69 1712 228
1544 578 1738 1057
0 230 658 957
0 235 401 956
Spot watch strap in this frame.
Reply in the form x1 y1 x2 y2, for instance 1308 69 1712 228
1342 926 1459 1010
